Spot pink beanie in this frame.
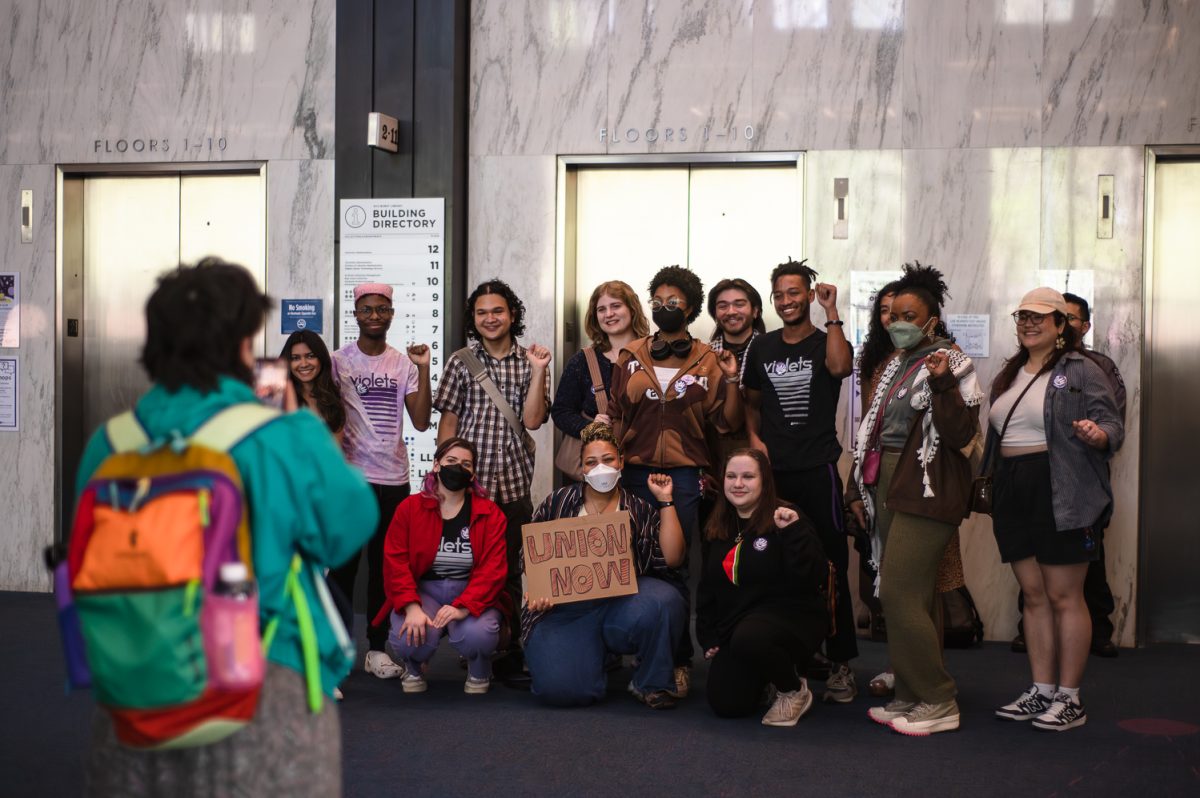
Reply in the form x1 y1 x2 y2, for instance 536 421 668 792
353 282 393 302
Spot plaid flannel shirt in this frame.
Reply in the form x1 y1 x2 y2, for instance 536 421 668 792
434 340 550 503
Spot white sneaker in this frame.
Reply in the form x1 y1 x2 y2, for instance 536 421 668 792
464 676 491 695
364 650 405 680
1032 693 1087 731
401 672 428 693
868 699 916 727
762 680 814 727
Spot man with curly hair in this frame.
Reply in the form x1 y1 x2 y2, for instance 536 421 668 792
435 279 552 675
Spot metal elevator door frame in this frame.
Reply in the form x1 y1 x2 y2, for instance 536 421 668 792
55 162 268 543
1140 147 1200 644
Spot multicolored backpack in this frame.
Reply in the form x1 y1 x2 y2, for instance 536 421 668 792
54 403 321 750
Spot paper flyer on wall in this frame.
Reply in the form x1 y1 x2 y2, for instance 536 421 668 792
0 273 18 348
945 314 990 359
0 357 17 431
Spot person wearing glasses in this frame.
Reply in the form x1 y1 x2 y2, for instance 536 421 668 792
989 288 1122 732
330 282 433 685
609 265 742 700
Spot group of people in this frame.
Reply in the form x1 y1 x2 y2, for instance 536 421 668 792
77 254 1125 791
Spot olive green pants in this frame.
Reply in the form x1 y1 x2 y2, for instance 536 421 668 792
875 452 958 705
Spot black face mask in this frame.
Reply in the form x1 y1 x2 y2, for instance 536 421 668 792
649 333 694 361
652 305 686 334
437 464 473 492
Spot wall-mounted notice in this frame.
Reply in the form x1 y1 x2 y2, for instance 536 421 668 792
281 299 323 334
338 198 445 484
523 510 639 605
945 314 990 359
0 273 18 347
1038 269 1095 348
0 357 18 431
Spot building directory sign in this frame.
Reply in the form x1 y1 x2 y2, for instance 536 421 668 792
338 198 445 484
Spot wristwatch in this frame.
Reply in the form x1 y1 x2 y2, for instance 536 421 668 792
658 500 675 509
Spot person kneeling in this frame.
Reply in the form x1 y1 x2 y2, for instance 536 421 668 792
697 449 832 727
374 437 510 694
523 422 686 709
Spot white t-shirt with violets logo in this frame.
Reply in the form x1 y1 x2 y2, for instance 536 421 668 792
332 343 420 485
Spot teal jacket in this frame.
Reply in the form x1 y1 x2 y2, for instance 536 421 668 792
75 377 379 698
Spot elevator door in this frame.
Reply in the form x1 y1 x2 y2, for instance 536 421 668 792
1142 160 1200 643
60 171 266 532
573 163 801 348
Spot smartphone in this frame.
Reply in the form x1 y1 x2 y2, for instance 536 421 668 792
254 357 289 409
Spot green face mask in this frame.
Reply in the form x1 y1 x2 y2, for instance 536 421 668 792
888 319 932 350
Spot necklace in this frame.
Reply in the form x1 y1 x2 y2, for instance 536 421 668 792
733 515 744 545
585 491 616 516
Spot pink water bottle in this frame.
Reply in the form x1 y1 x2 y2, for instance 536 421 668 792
205 562 265 690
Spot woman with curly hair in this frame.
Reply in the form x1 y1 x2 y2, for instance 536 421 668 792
608 265 742 698
280 330 345 445
523 422 686 708
850 263 983 736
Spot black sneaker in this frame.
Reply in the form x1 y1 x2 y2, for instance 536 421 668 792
1032 693 1087 731
995 685 1052 721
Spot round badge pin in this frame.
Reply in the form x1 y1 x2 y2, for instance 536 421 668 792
1053 375 1068 389
674 379 688 395
753 538 768 551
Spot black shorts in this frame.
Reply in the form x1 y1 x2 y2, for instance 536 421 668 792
991 451 1099 565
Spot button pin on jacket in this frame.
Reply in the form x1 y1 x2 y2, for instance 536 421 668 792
1052 375 1068 389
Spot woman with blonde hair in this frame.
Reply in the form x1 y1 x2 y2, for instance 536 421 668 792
551 281 650 479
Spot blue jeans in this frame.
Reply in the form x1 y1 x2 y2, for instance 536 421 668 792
385 579 501 680
524 576 686 707
623 465 702 665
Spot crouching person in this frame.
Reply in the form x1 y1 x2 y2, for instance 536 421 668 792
374 437 510 694
523 422 686 709
697 449 832 727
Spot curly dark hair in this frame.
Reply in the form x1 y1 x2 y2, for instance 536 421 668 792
991 313 1080 398
141 257 271 392
648 265 704 323
769 257 819 291
706 278 767 335
465 279 526 341
893 261 953 341
279 330 345 433
855 280 900 391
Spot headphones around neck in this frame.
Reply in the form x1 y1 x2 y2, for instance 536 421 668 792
649 333 694 361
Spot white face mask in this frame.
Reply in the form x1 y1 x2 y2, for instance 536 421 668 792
583 463 621 493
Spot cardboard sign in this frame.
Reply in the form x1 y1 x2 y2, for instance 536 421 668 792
523 510 639 605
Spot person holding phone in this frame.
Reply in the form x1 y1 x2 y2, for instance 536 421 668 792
330 283 433 684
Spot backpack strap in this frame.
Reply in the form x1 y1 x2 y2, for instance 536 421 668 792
191 404 281 453
453 346 536 456
106 412 151 453
261 554 324 714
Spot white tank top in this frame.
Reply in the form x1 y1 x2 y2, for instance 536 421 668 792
988 368 1049 446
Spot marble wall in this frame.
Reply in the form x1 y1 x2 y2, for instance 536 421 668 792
469 0 1200 644
0 0 335 590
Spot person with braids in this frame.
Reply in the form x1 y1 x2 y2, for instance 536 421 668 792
522 422 686 708
743 258 858 704
989 288 1122 732
280 330 345 446
850 263 983 736
435 279 552 680
609 265 741 699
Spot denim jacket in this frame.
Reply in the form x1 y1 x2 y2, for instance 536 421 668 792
987 351 1124 531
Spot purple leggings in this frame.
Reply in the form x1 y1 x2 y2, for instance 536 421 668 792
386 578 501 680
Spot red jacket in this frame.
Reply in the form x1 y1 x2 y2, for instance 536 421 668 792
372 492 510 627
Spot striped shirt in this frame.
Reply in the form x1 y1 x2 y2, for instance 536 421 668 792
519 484 676 645
434 341 550 503
332 344 420 485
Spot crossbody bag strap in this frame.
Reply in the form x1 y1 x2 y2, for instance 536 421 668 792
583 346 609 416
453 346 536 456
868 359 926 449
981 371 1044 477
